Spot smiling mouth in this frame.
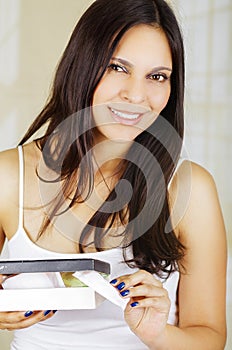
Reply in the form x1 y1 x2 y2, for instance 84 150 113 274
109 107 142 121
110 108 141 120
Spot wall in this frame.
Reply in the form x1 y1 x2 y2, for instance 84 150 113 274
172 1 232 349
0 0 94 150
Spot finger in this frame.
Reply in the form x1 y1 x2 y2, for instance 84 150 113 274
119 284 168 299
0 310 57 330
24 310 57 326
0 311 31 324
0 309 55 324
126 295 171 312
0 311 40 330
110 270 163 290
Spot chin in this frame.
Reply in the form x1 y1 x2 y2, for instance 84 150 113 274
99 124 145 142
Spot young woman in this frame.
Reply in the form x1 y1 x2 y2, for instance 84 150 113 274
0 0 227 349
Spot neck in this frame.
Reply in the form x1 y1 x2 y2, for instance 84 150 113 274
93 137 132 175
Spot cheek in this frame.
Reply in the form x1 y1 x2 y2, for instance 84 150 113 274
93 85 104 105
93 77 120 105
149 86 171 113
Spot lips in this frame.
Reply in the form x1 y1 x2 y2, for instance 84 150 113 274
109 107 145 125
110 107 141 120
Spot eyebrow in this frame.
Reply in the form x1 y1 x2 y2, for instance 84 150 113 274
111 57 172 73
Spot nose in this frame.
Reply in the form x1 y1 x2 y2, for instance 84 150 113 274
120 76 146 104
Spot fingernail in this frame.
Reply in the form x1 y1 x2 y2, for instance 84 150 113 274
117 282 125 291
130 302 139 308
24 310 33 317
44 310 51 316
110 279 118 285
120 290 130 297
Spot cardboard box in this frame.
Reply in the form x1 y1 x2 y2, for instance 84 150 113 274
0 258 110 311
0 287 105 311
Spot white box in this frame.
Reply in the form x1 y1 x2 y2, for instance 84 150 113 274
0 287 105 311
0 258 111 311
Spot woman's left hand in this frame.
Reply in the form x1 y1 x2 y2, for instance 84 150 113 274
110 270 170 344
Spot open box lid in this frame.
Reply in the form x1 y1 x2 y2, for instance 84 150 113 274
0 261 128 311
0 258 110 275
0 258 127 311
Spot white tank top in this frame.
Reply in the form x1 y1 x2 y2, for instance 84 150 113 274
7 146 179 350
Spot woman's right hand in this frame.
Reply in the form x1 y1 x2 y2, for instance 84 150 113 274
0 274 56 331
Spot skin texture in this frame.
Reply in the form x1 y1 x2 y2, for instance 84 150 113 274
0 24 227 349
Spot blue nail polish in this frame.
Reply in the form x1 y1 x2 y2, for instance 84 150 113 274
24 310 33 317
120 289 130 297
44 310 51 316
130 302 139 307
110 279 118 284
117 282 125 291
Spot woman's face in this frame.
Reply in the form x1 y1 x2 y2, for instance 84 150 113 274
92 24 172 142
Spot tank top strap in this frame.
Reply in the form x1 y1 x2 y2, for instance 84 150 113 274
168 157 186 189
17 145 24 228
175 157 186 172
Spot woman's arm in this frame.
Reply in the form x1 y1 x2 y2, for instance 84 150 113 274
0 149 56 330
111 161 227 349
167 161 227 349
0 149 19 242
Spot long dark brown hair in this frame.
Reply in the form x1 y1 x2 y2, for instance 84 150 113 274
20 0 185 278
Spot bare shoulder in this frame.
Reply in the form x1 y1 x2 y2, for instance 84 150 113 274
0 142 39 238
184 159 215 187
169 160 224 238
170 159 216 191
0 147 19 194
173 161 227 337
0 142 38 212
0 141 39 182
0 147 19 238
176 160 220 214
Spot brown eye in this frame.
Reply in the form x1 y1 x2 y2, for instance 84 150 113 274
150 73 168 82
108 63 127 73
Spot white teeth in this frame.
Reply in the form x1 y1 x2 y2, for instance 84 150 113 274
110 108 140 120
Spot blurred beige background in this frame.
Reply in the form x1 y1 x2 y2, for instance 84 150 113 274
0 0 231 348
